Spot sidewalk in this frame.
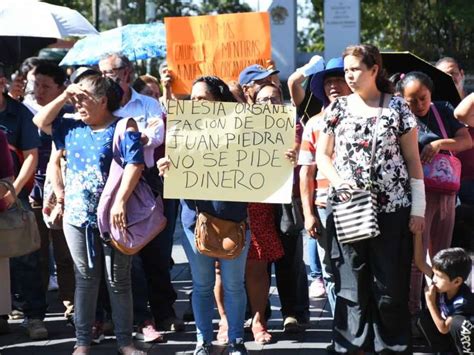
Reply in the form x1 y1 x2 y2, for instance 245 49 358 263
0 229 433 354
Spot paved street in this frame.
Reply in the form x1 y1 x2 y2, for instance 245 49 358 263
0 226 433 354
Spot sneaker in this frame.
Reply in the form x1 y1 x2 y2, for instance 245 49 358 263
48 275 59 291
228 338 248 355
156 316 185 332
309 277 326 298
193 342 212 355
91 321 105 345
9 309 24 320
283 316 304 333
0 318 10 334
26 319 48 340
135 320 164 343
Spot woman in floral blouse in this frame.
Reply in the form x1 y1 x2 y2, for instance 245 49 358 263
316 44 425 353
33 75 146 355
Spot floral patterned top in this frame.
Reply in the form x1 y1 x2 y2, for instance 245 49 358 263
323 95 417 213
52 118 143 228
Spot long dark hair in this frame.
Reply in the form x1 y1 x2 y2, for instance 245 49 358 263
343 44 394 94
396 71 434 95
192 76 236 102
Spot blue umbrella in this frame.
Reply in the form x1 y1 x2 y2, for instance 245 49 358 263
59 22 166 66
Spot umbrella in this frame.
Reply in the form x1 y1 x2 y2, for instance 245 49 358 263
0 0 98 65
381 51 461 107
0 0 98 38
0 36 56 65
59 23 167 66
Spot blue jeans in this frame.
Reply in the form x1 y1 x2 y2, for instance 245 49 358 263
307 238 323 279
181 218 250 344
9 198 46 320
132 198 179 324
313 206 337 315
63 223 133 348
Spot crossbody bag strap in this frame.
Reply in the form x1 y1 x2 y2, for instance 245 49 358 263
368 93 386 169
430 103 454 156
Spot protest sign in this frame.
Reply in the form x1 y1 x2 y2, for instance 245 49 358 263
165 12 271 94
164 100 295 203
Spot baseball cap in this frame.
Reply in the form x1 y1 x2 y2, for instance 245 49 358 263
238 64 279 86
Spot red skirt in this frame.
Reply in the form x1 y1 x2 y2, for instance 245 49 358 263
247 203 284 262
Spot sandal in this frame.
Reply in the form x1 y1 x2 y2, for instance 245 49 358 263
216 321 228 345
251 323 272 345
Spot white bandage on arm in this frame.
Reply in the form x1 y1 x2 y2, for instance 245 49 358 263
410 178 426 217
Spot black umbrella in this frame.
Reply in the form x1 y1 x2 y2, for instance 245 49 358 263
0 36 57 66
381 51 461 107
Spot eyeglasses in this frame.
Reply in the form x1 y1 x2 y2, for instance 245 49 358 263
256 96 281 104
100 66 126 77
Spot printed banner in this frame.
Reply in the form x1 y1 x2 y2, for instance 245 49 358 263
165 12 271 94
164 100 295 203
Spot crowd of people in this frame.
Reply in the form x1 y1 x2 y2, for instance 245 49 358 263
0 42 474 355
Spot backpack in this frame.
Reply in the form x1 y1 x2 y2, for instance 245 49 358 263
97 118 167 255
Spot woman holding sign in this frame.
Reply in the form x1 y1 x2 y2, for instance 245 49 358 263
316 44 425 353
158 76 250 355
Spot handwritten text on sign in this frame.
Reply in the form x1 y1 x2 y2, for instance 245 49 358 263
164 100 295 203
165 12 271 94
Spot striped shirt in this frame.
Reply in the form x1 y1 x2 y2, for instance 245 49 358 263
298 112 330 207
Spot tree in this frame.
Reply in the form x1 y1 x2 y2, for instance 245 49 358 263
298 0 474 70
198 0 251 15
45 0 93 22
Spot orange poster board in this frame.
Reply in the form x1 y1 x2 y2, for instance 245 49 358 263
165 12 271 95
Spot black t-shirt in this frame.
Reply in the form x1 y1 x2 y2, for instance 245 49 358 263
417 101 465 151
439 283 474 319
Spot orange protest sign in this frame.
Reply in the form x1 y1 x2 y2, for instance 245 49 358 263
165 12 271 95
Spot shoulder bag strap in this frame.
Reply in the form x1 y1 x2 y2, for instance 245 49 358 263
430 103 453 156
368 94 386 166
111 117 130 165
0 179 23 210
367 94 386 186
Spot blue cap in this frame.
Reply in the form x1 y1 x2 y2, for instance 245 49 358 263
310 57 345 106
238 64 279 85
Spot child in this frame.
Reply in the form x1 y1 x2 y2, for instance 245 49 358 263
413 234 474 354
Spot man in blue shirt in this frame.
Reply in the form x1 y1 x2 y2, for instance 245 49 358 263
0 62 47 340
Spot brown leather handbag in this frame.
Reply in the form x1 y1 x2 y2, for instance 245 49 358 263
194 211 246 259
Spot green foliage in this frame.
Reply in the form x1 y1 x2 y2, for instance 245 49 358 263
299 0 474 70
44 0 93 20
150 0 251 22
198 0 252 15
297 0 323 53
